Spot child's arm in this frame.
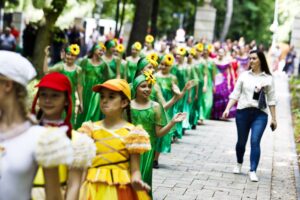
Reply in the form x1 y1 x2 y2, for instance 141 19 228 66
43 167 63 200
65 168 84 200
156 113 186 138
130 154 150 192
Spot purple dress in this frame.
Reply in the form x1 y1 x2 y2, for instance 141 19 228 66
237 57 249 74
212 63 236 119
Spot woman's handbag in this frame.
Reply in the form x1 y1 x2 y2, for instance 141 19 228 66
258 87 267 109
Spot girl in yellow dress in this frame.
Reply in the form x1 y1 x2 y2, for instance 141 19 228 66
68 79 151 200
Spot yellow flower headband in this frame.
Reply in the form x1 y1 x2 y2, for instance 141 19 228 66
144 70 156 85
176 47 187 56
189 48 197 57
116 44 125 53
162 53 175 66
145 34 154 43
147 52 159 62
66 44 80 56
196 43 204 52
132 42 142 51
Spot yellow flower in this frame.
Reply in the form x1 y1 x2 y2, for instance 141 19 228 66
116 44 125 53
147 52 158 62
207 44 213 52
98 42 106 51
196 43 204 52
163 54 174 66
144 70 156 85
69 44 80 56
113 38 119 45
176 47 187 56
190 48 196 57
146 57 158 68
145 34 154 43
133 42 142 51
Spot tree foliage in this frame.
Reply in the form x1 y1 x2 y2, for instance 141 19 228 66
212 0 274 46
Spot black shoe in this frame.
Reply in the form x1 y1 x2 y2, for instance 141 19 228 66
192 125 196 130
153 160 159 169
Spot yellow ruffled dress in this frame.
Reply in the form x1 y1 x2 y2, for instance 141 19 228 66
78 121 151 200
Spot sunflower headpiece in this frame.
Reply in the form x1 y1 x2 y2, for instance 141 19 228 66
189 48 197 57
144 70 156 85
145 34 154 43
176 47 187 57
146 52 159 62
116 44 125 53
196 43 204 52
132 42 142 51
205 44 214 53
66 44 80 56
161 53 175 66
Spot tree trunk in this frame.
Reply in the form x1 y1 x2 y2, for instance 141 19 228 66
126 0 153 55
220 0 233 42
115 0 121 38
118 0 127 38
150 0 159 37
32 0 67 78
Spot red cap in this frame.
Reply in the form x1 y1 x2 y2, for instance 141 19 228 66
31 72 73 138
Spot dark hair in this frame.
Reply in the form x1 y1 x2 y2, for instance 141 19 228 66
249 50 271 75
120 92 132 123
88 44 97 58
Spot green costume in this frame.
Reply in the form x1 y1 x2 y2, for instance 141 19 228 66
151 75 177 153
126 59 138 83
76 58 111 128
202 60 215 119
131 101 167 197
48 61 81 126
171 64 190 136
187 63 199 127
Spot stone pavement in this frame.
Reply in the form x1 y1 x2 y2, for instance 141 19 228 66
153 74 300 200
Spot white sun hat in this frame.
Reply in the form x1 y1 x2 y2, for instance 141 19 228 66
0 50 37 86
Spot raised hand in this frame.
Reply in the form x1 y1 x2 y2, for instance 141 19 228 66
131 178 151 192
172 112 187 123
44 46 50 56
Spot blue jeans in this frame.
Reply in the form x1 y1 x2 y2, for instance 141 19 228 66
235 107 268 172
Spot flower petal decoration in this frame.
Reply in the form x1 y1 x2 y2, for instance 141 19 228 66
147 52 158 62
145 34 154 43
189 48 196 57
144 70 156 85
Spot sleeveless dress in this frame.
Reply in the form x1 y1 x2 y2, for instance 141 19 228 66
194 61 207 121
48 62 82 126
131 101 168 197
151 74 177 153
76 58 111 128
78 121 151 200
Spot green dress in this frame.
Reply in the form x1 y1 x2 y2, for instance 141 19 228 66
202 60 215 119
131 101 168 197
48 62 82 126
76 58 111 128
187 63 199 127
195 61 209 120
151 74 177 153
126 58 138 83
103 56 117 79
171 64 190 135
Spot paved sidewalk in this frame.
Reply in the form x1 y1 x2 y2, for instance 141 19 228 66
153 74 299 200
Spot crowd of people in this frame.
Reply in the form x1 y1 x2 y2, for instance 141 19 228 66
1 31 278 200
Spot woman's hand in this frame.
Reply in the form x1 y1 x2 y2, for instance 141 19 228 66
270 119 277 131
184 80 194 91
202 86 207 93
188 96 192 104
222 109 230 119
131 178 151 192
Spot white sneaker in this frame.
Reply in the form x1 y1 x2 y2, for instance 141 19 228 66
248 171 259 182
233 163 242 174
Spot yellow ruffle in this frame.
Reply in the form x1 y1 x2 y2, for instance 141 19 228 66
77 121 94 136
124 125 151 154
86 168 131 185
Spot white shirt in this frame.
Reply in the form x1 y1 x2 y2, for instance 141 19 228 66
229 70 277 113
0 122 44 200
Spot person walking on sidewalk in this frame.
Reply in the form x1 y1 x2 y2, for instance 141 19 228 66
222 50 277 182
